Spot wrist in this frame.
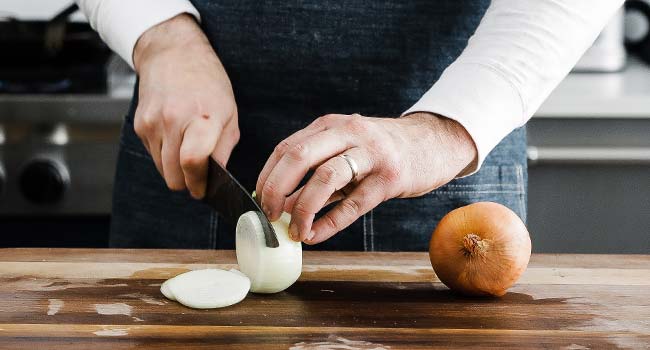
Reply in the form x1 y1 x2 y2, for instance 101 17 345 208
133 13 209 72
402 112 478 177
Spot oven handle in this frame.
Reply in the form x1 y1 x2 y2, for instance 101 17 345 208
527 146 650 165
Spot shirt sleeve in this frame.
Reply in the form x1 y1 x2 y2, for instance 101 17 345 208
75 0 201 68
403 0 624 175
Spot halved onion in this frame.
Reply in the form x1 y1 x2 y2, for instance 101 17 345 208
159 211 302 308
236 211 302 293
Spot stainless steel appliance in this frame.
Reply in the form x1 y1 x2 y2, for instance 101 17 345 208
528 58 650 254
0 89 130 247
0 95 128 214
573 8 627 72
0 4 133 246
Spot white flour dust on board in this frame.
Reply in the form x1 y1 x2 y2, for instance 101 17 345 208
94 303 132 316
290 336 390 350
47 299 64 315
11 278 127 292
120 292 167 306
93 328 129 337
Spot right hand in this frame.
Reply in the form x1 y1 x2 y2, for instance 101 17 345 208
133 14 239 199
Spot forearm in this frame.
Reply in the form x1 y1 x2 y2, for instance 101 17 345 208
405 0 624 174
133 14 209 73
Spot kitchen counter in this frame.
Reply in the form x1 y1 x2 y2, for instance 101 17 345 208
0 248 648 349
536 58 650 119
1 59 648 126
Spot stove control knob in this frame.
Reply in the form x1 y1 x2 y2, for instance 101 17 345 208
19 159 70 205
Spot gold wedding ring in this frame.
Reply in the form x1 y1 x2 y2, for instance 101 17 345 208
339 154 359 183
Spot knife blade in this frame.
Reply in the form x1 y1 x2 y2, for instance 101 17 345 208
203 158 279 248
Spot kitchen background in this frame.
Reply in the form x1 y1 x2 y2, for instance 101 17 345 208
0 1 648 253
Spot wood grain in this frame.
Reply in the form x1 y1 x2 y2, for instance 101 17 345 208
0 249 648 349
2 248 649 268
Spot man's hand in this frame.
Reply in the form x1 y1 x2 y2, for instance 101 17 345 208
133 14 239 199
256 113 477 244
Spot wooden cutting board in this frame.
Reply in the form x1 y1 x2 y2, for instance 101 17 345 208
0 248 648 349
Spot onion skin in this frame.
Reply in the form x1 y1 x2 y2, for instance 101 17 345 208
429 202 532 297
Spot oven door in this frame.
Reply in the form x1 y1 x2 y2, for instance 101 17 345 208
527 117 650 253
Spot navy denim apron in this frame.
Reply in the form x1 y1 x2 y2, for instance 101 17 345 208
111 0 527 251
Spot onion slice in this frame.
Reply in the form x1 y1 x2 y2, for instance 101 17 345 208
160 279 175 301
160 269 250 309
236 211 302 293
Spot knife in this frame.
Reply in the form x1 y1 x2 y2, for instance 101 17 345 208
203 158 279 248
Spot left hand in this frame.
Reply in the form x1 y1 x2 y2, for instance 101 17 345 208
256 112 478 244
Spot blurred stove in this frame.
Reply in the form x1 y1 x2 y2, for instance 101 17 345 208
0 54 133 246
0 3 113 94
0 3 134 221
0 57 134 215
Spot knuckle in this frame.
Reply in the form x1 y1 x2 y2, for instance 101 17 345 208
340 197 362 218
345 119 369 134
317 114 338 125
180 152 204 171
188 189 204 200
262 180 279 199
322 212 341 231
166 178 185 191
161 111 178 129
310 116 327 130
274 140 292 155
380 162 402 185
161 104 190 128
286 142 309 163
367 138 385 152
315 164 338 186
161 103 182 118
133 121 146 138
134 113 154 137
169 184 185 191
230 128 241 144
292 200 311 217
227 102 238 118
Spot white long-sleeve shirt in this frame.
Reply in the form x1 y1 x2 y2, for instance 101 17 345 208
76 0 623 173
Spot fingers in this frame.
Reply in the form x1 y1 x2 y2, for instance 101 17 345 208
255 114 351 205
179 115 225 199
306 175 386 245
288 148 372 241
136 110 238 200
260 128 354 222
161 128 185 191
255 118 330 204
211 116 240 166
149 137 164 177
283 185 347 213
134 105 164 176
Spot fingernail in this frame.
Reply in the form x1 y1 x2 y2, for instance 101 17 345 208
289 222 299 241
306 230 315 241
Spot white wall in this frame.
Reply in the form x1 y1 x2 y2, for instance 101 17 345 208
1 0 87 21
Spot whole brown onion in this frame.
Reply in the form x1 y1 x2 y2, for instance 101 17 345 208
429 202 532 297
